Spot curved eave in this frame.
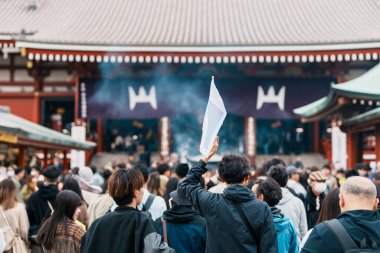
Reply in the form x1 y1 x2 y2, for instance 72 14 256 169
10 135 94 151
343 107 380 127
331 63 380 99
15 40 380 53
293 93 349 122
0 126 96 150
294 94 335 117
22 48 380 64
333 89 380 100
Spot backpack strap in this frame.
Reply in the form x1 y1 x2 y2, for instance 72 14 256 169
143 194 156 211
47 201 54 214
235 203 260 253
323 219 358 252
0 207 15 238
162 219 168 243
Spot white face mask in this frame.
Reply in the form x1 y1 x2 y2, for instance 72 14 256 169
7 170 15 177
314 182 327 193
31 170 39 177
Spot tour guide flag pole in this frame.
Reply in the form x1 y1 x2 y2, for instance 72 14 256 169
200 76 227 156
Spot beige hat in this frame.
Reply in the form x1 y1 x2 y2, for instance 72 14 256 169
309 171 327 181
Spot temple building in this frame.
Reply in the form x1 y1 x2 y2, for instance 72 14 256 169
1 0 380 167
295 64 380 169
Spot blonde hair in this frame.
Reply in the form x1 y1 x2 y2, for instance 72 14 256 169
0 179 17 210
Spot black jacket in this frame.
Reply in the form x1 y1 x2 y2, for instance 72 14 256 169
156 205 206 253
26 184 59 240
301 210 380 253
81 206 172 253
305 186 325 229
180 161 278 253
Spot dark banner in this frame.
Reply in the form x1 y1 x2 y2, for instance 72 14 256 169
78 77 332 119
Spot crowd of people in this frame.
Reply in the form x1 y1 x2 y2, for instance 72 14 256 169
0 137 379 253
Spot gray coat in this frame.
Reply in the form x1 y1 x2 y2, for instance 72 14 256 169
276 187 308 241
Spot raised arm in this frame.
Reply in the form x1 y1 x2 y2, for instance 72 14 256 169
179 137 219 216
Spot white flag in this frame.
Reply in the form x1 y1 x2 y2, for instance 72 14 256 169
200 76 227 156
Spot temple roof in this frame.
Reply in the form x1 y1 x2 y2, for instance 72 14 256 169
1 0 380 53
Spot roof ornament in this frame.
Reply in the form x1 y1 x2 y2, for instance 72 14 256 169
27 0 40 10
14 29 27 40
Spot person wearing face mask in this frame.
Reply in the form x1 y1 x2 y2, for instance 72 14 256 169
355 163 371 178
321 164 337 193
305 171 327 229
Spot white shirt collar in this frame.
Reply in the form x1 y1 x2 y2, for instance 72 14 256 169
137 188 150 210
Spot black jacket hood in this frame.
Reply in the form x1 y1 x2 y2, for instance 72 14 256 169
37 184 59 201
223 184 255 203
301 209 380 253
162 205 200 223
338 210 380 229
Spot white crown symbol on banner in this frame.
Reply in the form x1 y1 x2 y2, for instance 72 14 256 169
128 86 158 110
256 86 286 111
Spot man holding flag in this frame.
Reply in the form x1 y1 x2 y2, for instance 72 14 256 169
179 77 277 253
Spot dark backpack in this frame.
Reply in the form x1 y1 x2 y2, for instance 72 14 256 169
324 219 379 253
141 194 156 218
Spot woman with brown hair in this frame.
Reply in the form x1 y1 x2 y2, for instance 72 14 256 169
36 190 85 253
0 179 29 252
148 171 161 196
63 178 89 229
315 188 341 225
300 188 340 250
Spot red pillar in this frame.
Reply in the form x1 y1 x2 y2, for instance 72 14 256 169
62 150 68 172
375 124 380 165
32 65 44 124
312 121 320 153
32 92 41 124
74 75 79 121
18 146 25 168
97 119 104 152
347 129 358 169
50 151 55 166
43 149 48 169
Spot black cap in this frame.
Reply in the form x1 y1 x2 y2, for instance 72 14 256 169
14 167 23 175
286 165 298 176
42 166 60 180
170 179 192 206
